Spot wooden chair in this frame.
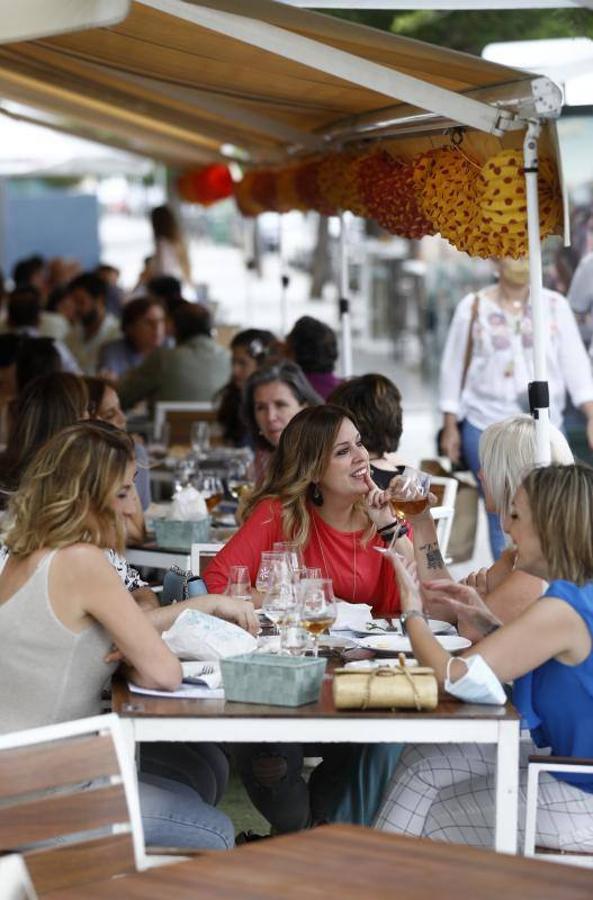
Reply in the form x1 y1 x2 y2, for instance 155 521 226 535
190 542 224 577
0 854 37 899
0 714 148 894
524 755 593 867
154 402 218 448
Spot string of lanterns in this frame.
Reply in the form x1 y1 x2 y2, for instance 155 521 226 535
178 144 562 258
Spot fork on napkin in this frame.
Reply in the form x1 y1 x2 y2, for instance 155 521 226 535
181 661 222 688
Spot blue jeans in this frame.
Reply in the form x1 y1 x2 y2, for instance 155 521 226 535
139 772 234 850
461 420 506 560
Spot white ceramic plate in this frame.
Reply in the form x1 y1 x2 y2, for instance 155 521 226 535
343 658 419 670
318 635 358 650
357 634 471 655
355 619 455 637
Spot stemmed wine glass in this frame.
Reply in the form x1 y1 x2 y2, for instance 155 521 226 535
298 578 337 657
273 542 304 580
225 565 251 602
255 551 289 594
261 558 296 639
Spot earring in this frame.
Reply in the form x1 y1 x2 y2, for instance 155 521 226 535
311 483 323 506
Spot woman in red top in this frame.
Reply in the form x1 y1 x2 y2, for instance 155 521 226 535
204 405 411 835
204 405 411 616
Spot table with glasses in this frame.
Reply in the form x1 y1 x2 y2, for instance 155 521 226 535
112 674 521 854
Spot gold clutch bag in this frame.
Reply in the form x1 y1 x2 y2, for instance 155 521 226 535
333 655 438 711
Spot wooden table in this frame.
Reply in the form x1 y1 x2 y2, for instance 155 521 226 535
112 677 521 853
43 824 593 899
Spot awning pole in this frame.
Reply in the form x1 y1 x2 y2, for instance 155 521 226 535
524 120 551 466
279 214 289 337
339 212 353 377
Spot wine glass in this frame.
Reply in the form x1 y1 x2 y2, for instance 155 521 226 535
298 578 337 657
388 468 431 520
190 421 211 458
261 559 295 638
255 551 289 594
226 565 251 601
273 542 304 578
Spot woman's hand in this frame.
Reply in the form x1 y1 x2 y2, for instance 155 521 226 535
208 596 260 636
440 418 461 465
361 471 395 530
422 579 502 644
387 551 423 614
458 567 489 600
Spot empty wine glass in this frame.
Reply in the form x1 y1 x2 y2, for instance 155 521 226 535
273 542 304 578
261 559 295 638
255 551 289 594
190 421 211 458
226 565 251 601
298 578 337 657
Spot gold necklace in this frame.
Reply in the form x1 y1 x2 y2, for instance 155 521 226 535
312 513 357 602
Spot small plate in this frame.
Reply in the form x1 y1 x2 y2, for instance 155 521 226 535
318 635 358 650
355 619 455 637
357 634 471 656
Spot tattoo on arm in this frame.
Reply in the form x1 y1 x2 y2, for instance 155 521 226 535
420 541 445 571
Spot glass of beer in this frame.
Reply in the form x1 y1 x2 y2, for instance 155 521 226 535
388 467 431 520
298 578 336 658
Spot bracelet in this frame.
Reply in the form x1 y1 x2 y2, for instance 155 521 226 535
378 520 400 534
380 523 409 543
400 609 428 635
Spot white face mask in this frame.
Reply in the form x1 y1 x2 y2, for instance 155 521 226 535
445 654 507 706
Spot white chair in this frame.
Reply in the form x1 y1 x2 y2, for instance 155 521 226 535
428 475 458 559
0 855 37 900
0 714 150 893
191 542 224 577
524 755 593 867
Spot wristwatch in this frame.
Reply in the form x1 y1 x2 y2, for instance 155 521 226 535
399 609 429 635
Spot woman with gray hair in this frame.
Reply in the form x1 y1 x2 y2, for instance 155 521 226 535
243 360 322 484
405 414 573 637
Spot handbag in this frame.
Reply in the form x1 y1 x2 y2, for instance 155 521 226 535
333 655 438 711
437 292 480 472
160 564 208 607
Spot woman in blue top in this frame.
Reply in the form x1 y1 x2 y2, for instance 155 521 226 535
375 462 593 851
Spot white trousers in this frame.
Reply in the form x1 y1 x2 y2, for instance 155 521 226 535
374 742 593 852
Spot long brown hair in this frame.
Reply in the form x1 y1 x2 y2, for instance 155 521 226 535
4 422 135 557
242 404 374 547
0 373 88 498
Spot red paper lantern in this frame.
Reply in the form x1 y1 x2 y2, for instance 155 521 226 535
177 164 233 206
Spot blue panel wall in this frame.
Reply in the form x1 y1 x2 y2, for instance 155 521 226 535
0 184 100 276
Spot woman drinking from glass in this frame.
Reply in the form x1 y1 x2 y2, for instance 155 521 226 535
204 404 411 834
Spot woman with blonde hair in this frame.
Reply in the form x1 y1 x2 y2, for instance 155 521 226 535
0 422 245 849
204 404 412 835
376 463 593 852
409 414 574 636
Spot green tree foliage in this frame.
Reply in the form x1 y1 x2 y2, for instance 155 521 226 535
324 8 593 56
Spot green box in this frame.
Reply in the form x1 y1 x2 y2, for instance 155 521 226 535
153 517 211 551
220 654 327 707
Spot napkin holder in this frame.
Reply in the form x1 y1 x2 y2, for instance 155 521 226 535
333 655 438 711
220 654 327 707
154 516 211 551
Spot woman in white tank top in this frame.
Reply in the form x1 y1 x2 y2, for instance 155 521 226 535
0 422 243 850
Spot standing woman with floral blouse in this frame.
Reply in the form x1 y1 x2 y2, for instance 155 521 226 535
439 256 593 559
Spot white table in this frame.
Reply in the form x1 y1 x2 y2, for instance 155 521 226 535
112 677 520 854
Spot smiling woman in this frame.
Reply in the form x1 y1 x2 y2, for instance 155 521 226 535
203 403 410 835
204 404 412 612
